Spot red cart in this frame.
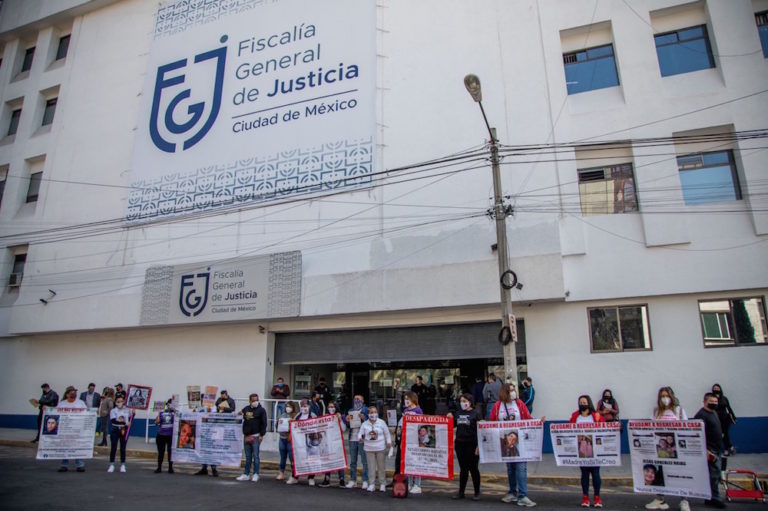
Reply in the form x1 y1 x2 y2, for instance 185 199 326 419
724 469 766 503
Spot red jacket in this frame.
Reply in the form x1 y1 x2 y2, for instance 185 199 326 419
569 411 605 423
489 399 532 421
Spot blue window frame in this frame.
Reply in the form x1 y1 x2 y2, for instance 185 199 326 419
677 150 741 205
655 25 715 76
757 11 768 58
563 43 620 94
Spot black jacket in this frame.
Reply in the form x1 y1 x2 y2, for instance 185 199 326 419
39 389 59 409
241 404 268 437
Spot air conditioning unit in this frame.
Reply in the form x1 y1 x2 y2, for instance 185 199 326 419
8 272 22 287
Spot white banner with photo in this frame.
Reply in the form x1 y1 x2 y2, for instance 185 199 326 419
628 420 711 499
477 420 543 464
290 415 347 477
550 422 622 467
400 415 454 480
36 408 97 460
172 411 244 467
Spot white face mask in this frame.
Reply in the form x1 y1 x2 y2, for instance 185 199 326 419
328 408 336 414
404 399 412 408
285 406 293 413
251 401 259 407
369 413 378 421
460 401 470 410
116 402 124 409
300 407 309 415
510 391 517 401
661 396 671 407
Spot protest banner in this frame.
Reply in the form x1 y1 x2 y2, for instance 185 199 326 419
477 419 543 464
172 411 243 467
628 420 711 499
202 385 218 410
36 407 97 460
187 386 201 409
153 400 165 412
290 415 347 477
550 422 622 467
400 415 454 480
126 384 152 410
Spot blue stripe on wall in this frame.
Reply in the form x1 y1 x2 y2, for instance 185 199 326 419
3 415 767 453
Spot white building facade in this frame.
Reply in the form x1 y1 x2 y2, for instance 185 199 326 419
0 0 766 451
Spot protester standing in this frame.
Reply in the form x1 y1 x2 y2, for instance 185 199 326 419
570 395 605 508
295 399 317 485
399 391 424 494
194 405 219 477
309 390 326 417
277 401 298 484
33 383 59 443
215 389 236 413
97 387 114 446
344 394 370 489
694 392 726 508
270 376 291 419
79 383 101 411
646 386 689 511
449 393 482 500
521 377 535 414
491 382 540 507
108 395 132 473
315 377 333 407
114 383 126 400
235 393 268 482
318 403 346 488
711 384 736 455
154 398 175 473
483 374 502 419
358 406 392 493
597 389 619 423
56 386 86 472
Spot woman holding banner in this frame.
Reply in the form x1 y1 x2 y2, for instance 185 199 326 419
490 382 538 507
358 405 392 493
108 395 132 473
318 403 346 488
277 401 298 484
154 398 175 473
294 399 317 486
570 395 605 508
448 393 482 500
646 387 689 511
401 391 424 494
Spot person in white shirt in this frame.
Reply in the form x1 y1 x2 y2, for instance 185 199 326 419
357 406 392 493
108 396 132 473
56 386 88 472
646 386 689 511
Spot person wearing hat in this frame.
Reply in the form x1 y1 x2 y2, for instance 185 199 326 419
114 383 126 400
32 383 59 443
57 386 87 472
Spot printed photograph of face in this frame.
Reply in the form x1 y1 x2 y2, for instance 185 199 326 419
655 432 677 459
500 430 520 457
177 420 195 449
417 425 436 448
643 463 665 487
42 415 60 436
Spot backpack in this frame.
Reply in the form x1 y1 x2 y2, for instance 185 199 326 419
392 473 408 498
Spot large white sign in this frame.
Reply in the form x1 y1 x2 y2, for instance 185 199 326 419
550 422 622 467
628 420 711 500
400 415 454 480
36 408 97 460
290 415 347 477
128 0 376 222
477 420 543 464
172 411 244 467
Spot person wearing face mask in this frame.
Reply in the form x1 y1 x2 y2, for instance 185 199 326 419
277 401 298 484
570 395 605 508
694 392 726 508
56 386 87 472
154 398 175 473
236 393 268 482
358 405 392 493
270 377 291 423
597 389 619 423
646 386 689 511
491 382 542 507
396 391 424 494
318 403 346 488
344 394 369 489
447 393 482 500
108 395 132 473
710 383 736 456
295 399 317 485
520 377 535 414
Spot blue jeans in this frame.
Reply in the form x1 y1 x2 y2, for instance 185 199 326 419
243 439 260 475
580 466 601 496
348 440 368 483
279 437 293 472
506 462 528 497
61 459 85 469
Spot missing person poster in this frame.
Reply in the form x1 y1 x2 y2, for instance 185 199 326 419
478 420 543 464
290 415 347 477
550 422 621 467
202 386 218 409
36 408 98 460
126 384 152 410
187 385 201 409
628 420 711 499
172 411 243 467
400 415 454 480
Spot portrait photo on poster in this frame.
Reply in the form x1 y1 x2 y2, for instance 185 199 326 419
43 415 60 436
177 420 196 449
500 429 520 457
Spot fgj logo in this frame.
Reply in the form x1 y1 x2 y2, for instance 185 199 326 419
179 268 210 317
149 35 228 153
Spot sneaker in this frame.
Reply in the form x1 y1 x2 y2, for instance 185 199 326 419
361 481 369 490
251 474 259 482
57 466 68 472
517 496 536 507
308 478 315 486
76 467 86 473
195 468 208 475
120 464 126 473
154 467 162 474
680 499 690 511
236 474 250 481
286 476 298 485
339 480 346 488
345 480 357 489
582 495 590 507
646 498 670 510
452 493 465 500
276 472 285 481
594 495 603 508
107 464 115 473
367 484 375 492
502 493 518 503
318 479 330 488
410 485 422 494
380 484 386 492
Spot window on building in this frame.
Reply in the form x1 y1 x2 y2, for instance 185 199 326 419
563 43 620 94
578 163 638 215
677 150 741 205
26 172 42 203
55 35 71 61
9 253 27 287
0 168 6 209
21 47 35 72
42 98 57 126
757 11 768 58
589 305 652 352
700 298 768 347
8 109 21 136
655 25 715 76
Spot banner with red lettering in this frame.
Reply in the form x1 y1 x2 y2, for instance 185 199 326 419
477 420 543 463
290 415 347 477
400 415 454 480
550 422 622 467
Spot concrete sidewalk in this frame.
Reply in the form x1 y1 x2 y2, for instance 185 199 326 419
3 427 767 487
